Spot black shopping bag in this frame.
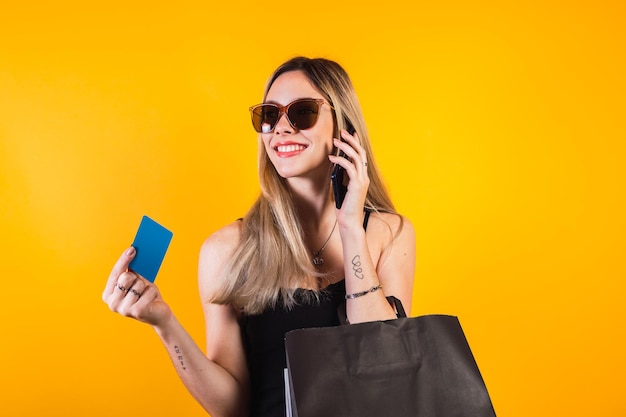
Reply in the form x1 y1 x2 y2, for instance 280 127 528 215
284 298 496 417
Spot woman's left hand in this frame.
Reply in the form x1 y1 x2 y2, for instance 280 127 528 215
328 129 370 226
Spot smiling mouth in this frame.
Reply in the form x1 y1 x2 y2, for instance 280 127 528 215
275 144 307 153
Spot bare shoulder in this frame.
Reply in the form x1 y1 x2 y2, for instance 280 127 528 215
200 220 243 256
198 220 243 300
367 211 415 249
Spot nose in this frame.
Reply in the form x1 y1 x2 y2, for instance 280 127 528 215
273 111 294 135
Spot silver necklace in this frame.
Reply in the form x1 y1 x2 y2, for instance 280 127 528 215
312 219 338 266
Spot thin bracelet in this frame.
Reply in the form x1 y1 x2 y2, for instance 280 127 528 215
345 284 383 300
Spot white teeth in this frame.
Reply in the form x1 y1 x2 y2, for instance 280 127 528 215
277 144 306 153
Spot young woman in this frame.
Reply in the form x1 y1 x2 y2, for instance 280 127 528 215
103 56 416 417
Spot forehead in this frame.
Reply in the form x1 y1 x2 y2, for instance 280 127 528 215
265 70 324 104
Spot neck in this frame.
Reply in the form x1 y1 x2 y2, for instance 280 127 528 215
286 177 335 229
284 177 338 269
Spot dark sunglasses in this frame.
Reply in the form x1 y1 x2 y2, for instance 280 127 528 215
249 98 332 133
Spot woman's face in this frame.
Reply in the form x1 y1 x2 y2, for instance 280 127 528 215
261 70 335 180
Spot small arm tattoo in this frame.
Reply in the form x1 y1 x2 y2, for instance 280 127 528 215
174 345 186 370
351 255 365 279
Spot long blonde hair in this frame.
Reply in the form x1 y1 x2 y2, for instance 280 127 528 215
211 57 397 314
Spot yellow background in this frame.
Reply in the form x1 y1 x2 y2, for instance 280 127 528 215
1 1 624 416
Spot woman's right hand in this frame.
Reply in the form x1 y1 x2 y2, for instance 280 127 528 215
102 247 172 327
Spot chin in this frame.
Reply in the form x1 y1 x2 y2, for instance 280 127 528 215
274 168 302 179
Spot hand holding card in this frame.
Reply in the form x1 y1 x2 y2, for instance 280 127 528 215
129 215 173 282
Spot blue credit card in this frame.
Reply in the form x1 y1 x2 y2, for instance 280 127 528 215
129 215 173 282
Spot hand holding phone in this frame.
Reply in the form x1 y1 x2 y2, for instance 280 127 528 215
331 122 356 209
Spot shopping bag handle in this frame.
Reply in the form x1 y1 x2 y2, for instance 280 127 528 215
338 295 407 325
387 295 407 318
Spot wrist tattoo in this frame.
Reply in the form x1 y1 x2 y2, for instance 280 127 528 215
174 345 186 370
351 255 365 279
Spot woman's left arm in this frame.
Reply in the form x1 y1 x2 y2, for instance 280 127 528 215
340 213 416 323
371 214 416 315
331 130 416 323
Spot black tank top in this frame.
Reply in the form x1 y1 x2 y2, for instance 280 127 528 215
239 210 371 417
240 280 346 416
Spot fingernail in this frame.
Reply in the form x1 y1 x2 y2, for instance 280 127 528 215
126 246 136 256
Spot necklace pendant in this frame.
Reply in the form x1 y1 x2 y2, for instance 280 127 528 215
311 218 337 267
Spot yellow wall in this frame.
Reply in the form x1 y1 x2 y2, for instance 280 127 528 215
1 1 624 415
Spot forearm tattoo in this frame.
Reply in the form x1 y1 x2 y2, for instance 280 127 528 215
351 255 365 279
174 345 186 370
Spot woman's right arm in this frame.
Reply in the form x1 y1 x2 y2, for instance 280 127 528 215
102 221 249 417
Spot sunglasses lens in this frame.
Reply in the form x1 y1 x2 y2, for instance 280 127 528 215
250 99 323 133
251 105 279 133
287 100 320 130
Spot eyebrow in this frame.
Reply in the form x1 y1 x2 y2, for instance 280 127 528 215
263 97 324 105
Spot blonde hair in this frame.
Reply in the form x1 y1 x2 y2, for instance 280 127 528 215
211 57 397 314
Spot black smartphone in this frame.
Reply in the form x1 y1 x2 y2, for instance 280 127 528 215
331 121 356 209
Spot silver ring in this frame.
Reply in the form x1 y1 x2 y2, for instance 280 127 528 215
129 288 142 298
363 161 368 167
116 283 128 292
